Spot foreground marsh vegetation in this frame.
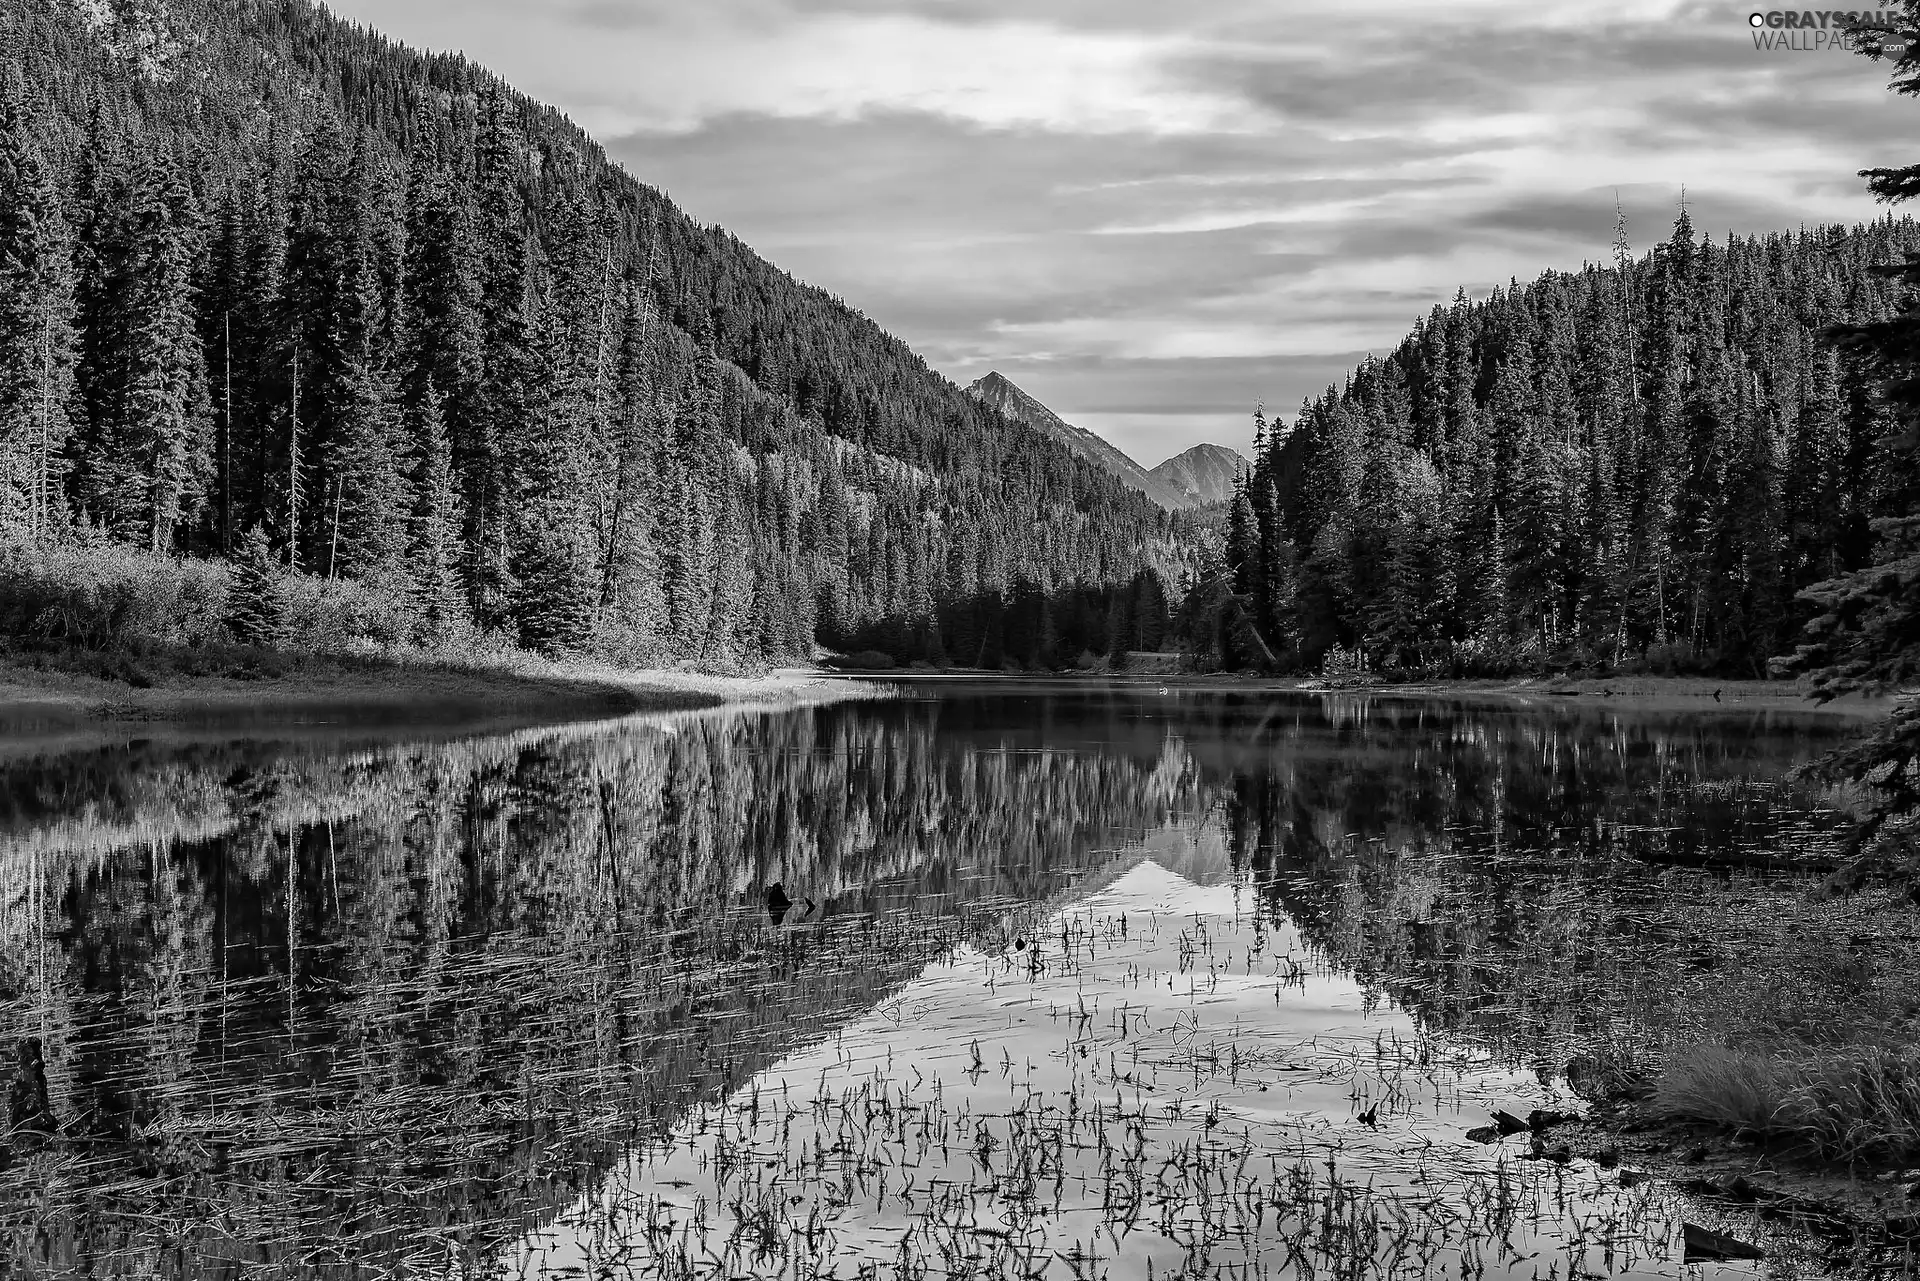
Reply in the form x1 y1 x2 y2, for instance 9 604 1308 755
522 864 1811 1280
0 684 1913 1276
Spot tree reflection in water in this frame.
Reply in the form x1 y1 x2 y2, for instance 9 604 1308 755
0 686 1852 1275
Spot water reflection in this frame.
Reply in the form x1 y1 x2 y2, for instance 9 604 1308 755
0 686 1858 1275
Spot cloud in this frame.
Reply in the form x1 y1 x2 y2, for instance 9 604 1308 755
327 0 1913 465
331 0 1255 137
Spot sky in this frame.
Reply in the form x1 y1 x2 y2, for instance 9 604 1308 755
325 0 1918 467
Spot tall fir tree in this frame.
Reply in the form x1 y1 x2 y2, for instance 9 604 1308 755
0 83 76 538
404 377 466 645
70 151 212 550
1786 3 1920 878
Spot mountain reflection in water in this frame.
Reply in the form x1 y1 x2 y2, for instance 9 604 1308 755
0 685 1855 1276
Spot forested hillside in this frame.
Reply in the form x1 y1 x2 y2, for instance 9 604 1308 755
0 0 1184 670
1214 211 1920 677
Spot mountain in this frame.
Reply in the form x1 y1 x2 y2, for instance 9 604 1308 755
0 0 1189 669
1149 444 1247 508
967 373 1192 510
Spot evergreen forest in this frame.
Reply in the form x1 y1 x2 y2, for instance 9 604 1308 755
1214 211 1920 678
0 0 1188 672
3 0 1920 689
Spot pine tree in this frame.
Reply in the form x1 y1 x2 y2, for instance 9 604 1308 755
228 523 286 647
599 253 665 632
72 151 212 550
469 88 535 627
507 289 595 654
0 84 76 538
405 378 465 645
1787 13 1920 875
284 125 410 582
403 158 486 581
662 342 723 653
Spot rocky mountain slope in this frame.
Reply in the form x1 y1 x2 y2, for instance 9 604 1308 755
967 373 1242 512
1149 444 1247 507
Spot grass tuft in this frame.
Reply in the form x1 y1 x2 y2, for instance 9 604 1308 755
1653 1045 1789 1134
1656 1043 1920 1165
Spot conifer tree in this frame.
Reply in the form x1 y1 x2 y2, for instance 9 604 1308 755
1786 6 1920 875
468 88 535 627
507 288 595 654
72 152 212 550
403 159 486 556
405 378 464 645
0 84 76 538
228 523 286 647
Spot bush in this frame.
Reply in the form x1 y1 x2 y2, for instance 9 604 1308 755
829 650 897 671
279 572 415 652
1643 641 1700 675
0 536 232 649
0 535 420 660
1319 643 1377 687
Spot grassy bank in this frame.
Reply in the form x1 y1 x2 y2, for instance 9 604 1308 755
0 642 874 762
1644 880 1920 1168
0 538 874 749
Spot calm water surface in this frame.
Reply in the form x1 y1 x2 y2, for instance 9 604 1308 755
0 682 1864 1278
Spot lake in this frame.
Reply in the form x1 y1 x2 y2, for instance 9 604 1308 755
0 681 1873 1277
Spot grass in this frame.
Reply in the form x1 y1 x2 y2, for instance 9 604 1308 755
1605 878 1920 1168
1653 1045 1792 1136
1657 1044 1920 1166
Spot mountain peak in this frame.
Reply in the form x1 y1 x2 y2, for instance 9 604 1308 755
1147 443 1247 508
966 373 1193 510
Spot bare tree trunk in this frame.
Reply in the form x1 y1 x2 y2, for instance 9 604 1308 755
35 324 50 541
327 478 341 580
222 312 232 554
289 347 301 572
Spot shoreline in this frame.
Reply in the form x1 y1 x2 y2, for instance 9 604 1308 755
0 653 877 759
868 669 1896 718
3 658 1886 762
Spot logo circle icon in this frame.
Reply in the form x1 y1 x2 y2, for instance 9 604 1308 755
1748 11 1765 26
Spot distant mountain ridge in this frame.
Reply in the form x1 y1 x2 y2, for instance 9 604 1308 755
966 373 1244 511
967 373 1189 509
1149 444 1247 508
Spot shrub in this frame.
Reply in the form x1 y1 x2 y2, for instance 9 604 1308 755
1 535 419 660
227 525 287 647
0 536 232 649
831 650 897 671
279 572 415 653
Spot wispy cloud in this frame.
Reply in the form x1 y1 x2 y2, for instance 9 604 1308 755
329 0 1914 465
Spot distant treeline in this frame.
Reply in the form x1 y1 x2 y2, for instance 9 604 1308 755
0 0 1188 670
1207 212 1919 677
